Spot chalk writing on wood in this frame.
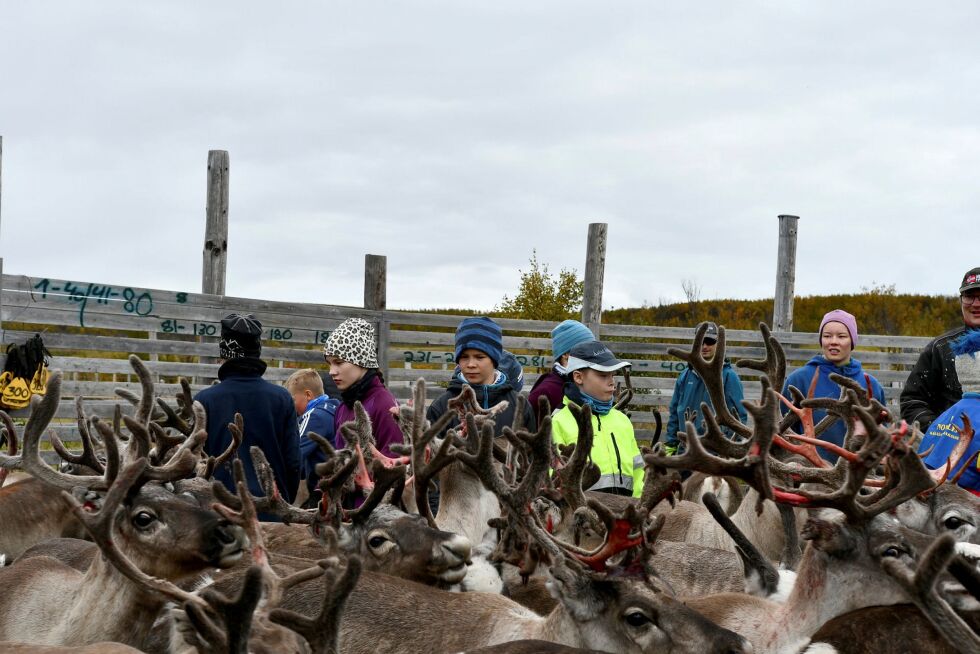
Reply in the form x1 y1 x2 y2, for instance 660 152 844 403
33 278 154 327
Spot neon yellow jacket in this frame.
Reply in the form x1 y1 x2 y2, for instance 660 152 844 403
551 401 644 497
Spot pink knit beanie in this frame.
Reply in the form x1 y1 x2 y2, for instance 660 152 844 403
819 309 858 347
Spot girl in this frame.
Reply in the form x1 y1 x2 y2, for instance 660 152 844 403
781 309 885 463
323 318 402 456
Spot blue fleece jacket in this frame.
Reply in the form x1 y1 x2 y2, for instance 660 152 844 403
195 360 301 506
665 361 747 449
298 394 340 496
918 393 980 493
781 355 885 463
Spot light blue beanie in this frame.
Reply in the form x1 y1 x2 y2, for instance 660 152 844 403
551 320 596 359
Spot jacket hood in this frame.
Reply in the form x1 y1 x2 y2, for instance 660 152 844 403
805 354 863 376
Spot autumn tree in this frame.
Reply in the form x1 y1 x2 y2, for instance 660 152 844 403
498 251 585 321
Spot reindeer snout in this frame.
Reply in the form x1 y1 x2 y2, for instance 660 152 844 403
209 521 246 567
434 534 473 584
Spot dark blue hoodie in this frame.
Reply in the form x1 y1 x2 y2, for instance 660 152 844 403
781 355 885 463
195 359 301 506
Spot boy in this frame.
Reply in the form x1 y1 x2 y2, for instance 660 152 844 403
285 367 340 505
551 340 643 497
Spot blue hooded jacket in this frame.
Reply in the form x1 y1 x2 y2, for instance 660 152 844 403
781 355 885 463
665 361 747 449
298 394 340 497
918 393 980 493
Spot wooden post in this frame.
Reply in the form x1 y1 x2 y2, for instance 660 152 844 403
581 223 608 338
0 258 4 346
202 150 229 296
773 215 799 332
364 254 389 380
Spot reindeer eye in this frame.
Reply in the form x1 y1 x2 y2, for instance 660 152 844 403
945 516 967 530
624 610 652 627
368 535 388 549
132 511 156 529
881 546 903 558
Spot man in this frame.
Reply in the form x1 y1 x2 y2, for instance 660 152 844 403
195 313 301 505
663 322 746 455
901 267 980 430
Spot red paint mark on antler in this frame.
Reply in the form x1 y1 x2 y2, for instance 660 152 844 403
368 444 411 469
773 435 831 469
352 443 375 491
777 433 859 462
570 518 643 572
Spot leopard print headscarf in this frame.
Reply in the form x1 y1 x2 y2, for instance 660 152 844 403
323 318 379 369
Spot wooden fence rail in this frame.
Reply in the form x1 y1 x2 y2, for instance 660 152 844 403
0 273 931 459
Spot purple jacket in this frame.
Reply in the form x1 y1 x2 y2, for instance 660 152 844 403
333 374 402 456
528 368 567 423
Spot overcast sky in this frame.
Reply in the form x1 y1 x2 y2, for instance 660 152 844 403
2 2 978 312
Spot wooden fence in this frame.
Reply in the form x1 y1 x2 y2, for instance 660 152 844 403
0 272 931 457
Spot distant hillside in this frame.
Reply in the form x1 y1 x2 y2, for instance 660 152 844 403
603 292 960 337
414 292 961 337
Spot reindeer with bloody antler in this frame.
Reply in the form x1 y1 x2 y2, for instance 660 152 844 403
646 322 980 653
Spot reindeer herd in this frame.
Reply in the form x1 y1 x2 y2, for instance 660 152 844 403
0 324 979 653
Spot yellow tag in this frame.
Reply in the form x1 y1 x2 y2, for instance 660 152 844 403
0 371 11 393
1 377 31 409
30 364 49 396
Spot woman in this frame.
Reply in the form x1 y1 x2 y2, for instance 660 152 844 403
781 309 885 463
323 318 402 456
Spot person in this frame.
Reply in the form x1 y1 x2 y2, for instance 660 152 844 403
284 368 340 505
551 340 644 497
426 316 536 435
917 330 980 496
901 267 980 430
781 309 885 463
663 322 747 456
195 313 301 505
322 318 402 456
527 319 596 423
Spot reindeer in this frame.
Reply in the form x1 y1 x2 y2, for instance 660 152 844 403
646 323 978 653
0 369 247 649
211 407 752 654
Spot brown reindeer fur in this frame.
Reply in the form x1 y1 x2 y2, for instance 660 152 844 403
0 478 86 560
810 604 980 654
0 643 143 653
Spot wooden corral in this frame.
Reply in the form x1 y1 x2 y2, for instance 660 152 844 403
0 271 930 457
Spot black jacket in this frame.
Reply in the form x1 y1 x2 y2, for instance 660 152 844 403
900 325 972 429
426 373 537 437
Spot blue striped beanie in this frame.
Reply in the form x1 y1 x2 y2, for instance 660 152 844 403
551 320 595 358
454 317 503 366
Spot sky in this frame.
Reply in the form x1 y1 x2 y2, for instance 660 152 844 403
1 2 978 312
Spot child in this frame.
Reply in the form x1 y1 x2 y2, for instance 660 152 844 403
322 318 402 456
919 330 980 495
782 309 885 463
284 368 340 505
427 316 536 436
551 340 643 497
528 319 595 424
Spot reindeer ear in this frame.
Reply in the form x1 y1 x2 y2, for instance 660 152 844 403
546 559 606 621
801 516 857 555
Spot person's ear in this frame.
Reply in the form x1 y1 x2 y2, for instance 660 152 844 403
572 370 585 385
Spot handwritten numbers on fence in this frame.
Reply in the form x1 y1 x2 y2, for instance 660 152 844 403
33 278 154 327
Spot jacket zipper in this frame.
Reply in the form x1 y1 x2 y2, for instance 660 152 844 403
610 431 624 486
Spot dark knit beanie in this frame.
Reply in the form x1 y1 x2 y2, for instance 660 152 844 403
454 316 503 367
219 313 263 359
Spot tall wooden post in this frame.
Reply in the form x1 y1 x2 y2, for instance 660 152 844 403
203 150 229 296
581 223 608 338
364 254 389 380
773 215 799 332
